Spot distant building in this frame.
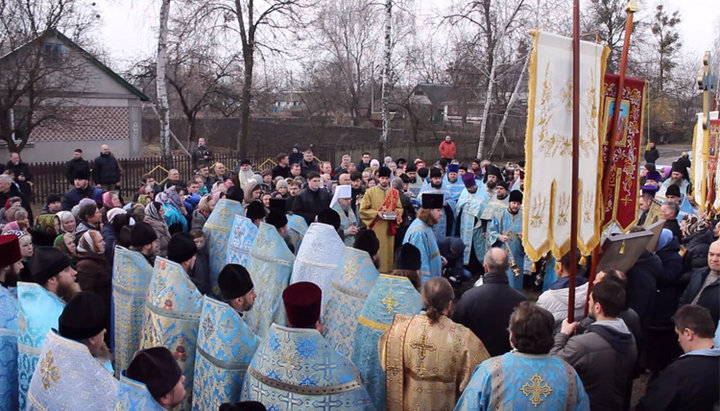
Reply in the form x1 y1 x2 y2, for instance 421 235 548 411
272 91 305 114
410 83 484 124
0 29 148 162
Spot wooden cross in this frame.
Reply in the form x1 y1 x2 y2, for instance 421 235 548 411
698 51 717 129
410 332 437 360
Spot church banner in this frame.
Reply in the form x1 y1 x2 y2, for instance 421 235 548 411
522 31 609 262
601 74 647 232
692 112 708 211
709 119 720 213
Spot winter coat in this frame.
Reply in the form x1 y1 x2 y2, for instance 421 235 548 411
144 215 171 257
537 281 589 322
551 320 638 411
300 159 319 178
61 185 103 211
189 246 211 295
272 164 290 180
637 350 720 411
65 158 90 185
93 153 121 185
75 251 113 332
0 184 33 221
644 147 660 164
452 271 527 356
191 145 214 169
291 187 330 225
191 209 208 230
288 152 303 166
679 267 720 325
651 237 685 327
627 250 663 324
438 140 457 159
101 224 117 263
682 228 712 272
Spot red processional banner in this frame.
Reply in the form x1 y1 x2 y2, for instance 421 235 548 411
601 74 647 231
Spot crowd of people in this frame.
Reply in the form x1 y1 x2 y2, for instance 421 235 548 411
0 136 717 410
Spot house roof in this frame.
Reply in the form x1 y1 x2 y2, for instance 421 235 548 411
0 28 149 101
413 83 455 105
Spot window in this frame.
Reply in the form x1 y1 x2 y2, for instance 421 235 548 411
42 42 63 65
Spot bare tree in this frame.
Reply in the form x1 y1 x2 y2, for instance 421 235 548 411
0 0 99 151
157 0 171 158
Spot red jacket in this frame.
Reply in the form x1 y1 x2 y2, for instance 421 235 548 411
438 141 457 159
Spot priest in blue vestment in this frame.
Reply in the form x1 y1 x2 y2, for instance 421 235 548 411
203 188 246 294
193 264 260 410
403 193 444 284
118 347 186 410
443 164 465 233
455 302 590 410
472 165 502 265
18 246 77 409
456 173 486 265
352 244 423 410
418 167 452 237
241 282 373 409
486 190 525 289
28 292 117 410
0 234 23 411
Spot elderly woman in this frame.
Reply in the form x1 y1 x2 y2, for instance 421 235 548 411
155 187 188 233
191 194 216 230
54 211 76 234
242 180 262 206
6 207 29 232
102 191 123 210
75 229 112 343
54 232 77 259
144 201 171 256
103 208 132 262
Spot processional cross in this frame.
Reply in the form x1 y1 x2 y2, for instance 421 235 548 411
698 51 717 129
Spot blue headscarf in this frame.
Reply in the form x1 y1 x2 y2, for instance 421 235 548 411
656 228 673 251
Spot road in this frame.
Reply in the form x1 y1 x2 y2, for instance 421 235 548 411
653 143 691 167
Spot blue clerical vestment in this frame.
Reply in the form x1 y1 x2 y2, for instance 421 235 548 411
226 215 258 267
203 198 245 295
141 257 202 411
0 285 18 411
456 188 485 264
470 188 494 264
243 223 295 339
352 274 422 410
487 208 524 289
241 323 374 409
115 375 167 411
454 352 590 410
322 247 378 358
27 330 118 410
286 214 308 254
193 295 260 410
113 246 153 376
332 203 359 247
17 282 65 410
403 218 442 284
418 188 450 237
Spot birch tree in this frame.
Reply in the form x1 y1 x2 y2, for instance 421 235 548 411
156 0 171 158
381 0 392 156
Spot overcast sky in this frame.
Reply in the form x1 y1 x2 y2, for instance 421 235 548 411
94 0 719 73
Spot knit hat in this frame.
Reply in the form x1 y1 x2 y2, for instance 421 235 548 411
395 243 421 270
421 193 443 209
509 190 523 203
283 282 322 329
167 232 197 264
245 201 267 221
218 264 254 300
30 246 72 284
353 229 379 257
665 184 681 198
130 222 157 248
266 211 288 229
378 167 392 178
58 292 106 340
462 172 477 188
429 168 442 178
316 208 341 230
0 235 21 267
126 347 182 400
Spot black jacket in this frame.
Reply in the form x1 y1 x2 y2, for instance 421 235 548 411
627 250 663 324
637 351 720 411
644 148 660 164
452 272 527 356
680 267 720 325
271 164 290 180
664 219 682 240
683 229 712 273
288 152 303 166
93 153 121 185
61 185 103 211
191 145 214 169
65 158 90 185
300 159 319 178
291 187 330 225
0 184 33 221
6 161 32 182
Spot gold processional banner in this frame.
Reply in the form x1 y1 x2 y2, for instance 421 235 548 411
522 31 610 262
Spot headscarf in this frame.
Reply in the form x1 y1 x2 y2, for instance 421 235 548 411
102 191 114 208
77 230 101 254
681 214 708 239
156 187 183 211
2 222 20 234
55 211 75 233
54 233 72 255
35 214 57 235
656 228 674 251
145 201 163 221
106 207 127 224
243 181 259 204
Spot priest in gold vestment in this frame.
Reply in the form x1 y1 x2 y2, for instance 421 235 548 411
379 277 489 410
360 166 403 273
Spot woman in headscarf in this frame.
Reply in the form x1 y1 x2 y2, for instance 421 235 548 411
75 229 112 343
144 201 171 256
103 208 132 262
54 211 76 234
102 191 123 210
34 213 58 237
155 187 188 233
54 233 77 259
242 180 262 206
191 194 216 230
